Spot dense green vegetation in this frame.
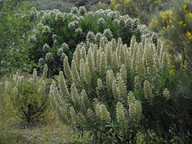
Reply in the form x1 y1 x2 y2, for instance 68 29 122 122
0 0 192 143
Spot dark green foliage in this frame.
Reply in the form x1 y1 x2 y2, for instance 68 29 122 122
0 0 39 76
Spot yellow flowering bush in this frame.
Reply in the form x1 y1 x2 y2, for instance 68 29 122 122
149 0 192 73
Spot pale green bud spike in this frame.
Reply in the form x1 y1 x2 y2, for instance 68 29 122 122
131 43 138 70
100 104 111 123
49 81 56 108
59 71 70 100
42 64 48 79
139 43 144 55
135 100 142 116
13 87 18 97
111 38 116 52
71 60 81 86
129 103 136 118
154 52 160 70
113 52 119 71
78 112 86 125
120 65 127 84
106 70 113 89
118 76 127 98
81 89 89 110
96 49 101 69
116 45 120 63
100 37 105 52
73 52 78 66
119 45 125 65
117 38 122 49
126 50 131 70
157 40 161 57
81 46 86 62
63 56 72 81
55 83 65 107
163 88 170 100
161 52 168 69
89 43 94 52
144 80 153 100
128 91 136 105
80 59 85 79
71 83 79 105
143 39 149 65
97 78 103 91
70 106 78 125
136 49 145 79
84 63 91 85
5 81 10 95
106 45 112 67
93 44 97 67
32 68 38 82
144 43 153 67
130 36 136 56
93 98 99 109
87 108 96 121
87 50 94 72
112 79 120 100
123 45 128 66
99 52 106 76
13 72 19 83
141 36 146 49
95 103 102 120
76 45 81 68
16 76 24 87
38 80 46 94
116 101 126 125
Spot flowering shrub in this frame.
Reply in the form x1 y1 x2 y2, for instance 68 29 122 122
98 0 171 24
49 36 171 143
149 0 192 73
4 65 50 124
27 7 157 76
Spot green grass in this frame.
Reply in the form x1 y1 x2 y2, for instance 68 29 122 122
30 0 75 13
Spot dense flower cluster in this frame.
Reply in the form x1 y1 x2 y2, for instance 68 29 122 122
49 36 170 143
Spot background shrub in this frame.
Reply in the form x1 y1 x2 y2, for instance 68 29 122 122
26 7 157 76
98 0 171 24
30 0 75 13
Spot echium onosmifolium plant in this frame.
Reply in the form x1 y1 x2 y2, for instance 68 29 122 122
26 6 158 77
4 64 50 123
49 36 170 143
